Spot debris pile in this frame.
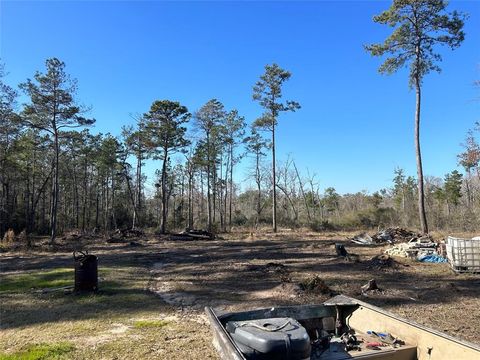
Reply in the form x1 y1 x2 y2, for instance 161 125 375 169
351 227 420 245
385 236 437 259
169 229 215 241
374 227 419 242
351 233 373 245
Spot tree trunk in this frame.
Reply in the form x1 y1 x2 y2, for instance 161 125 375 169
82 158 88 232
136 148 142 221
206 132 212 232
50 131 59 244
414 77 428 234
160 150 168 234
256 150 261 228
272 123 277 232
465 168 471 208
229 144 234 228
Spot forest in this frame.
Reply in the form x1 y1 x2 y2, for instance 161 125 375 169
1 57 479 243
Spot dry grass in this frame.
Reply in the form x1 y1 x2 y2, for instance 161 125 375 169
0 249 218 360
0 229 479 359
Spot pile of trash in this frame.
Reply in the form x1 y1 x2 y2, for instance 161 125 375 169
350 227 451 263
351 227 420 245
384 236 437 260
169 229 215 241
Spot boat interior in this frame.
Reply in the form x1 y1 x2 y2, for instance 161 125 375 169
206 296 480 360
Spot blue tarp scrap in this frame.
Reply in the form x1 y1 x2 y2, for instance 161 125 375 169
418 254 448 263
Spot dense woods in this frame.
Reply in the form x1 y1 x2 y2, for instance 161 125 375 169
1 57 479 243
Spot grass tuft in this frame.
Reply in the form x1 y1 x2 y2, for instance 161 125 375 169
0 342 74 360
133 319 169 329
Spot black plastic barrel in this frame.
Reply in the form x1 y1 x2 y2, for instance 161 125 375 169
74 251 98 292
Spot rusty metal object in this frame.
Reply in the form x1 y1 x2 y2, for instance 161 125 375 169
74 250 98 292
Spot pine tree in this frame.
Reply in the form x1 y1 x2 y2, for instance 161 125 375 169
20 58 94 243
195 99 226 232
365 0 466 234
253 64 300 232
144 100 190 234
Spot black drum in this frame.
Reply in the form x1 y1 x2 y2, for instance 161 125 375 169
74 251 98 292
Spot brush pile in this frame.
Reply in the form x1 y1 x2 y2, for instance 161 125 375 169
169 229 215 241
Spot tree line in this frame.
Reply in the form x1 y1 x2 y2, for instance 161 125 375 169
1 0 478 243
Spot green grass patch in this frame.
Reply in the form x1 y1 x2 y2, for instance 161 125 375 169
133 319 169 329
0 342 74 360
0 269 73 293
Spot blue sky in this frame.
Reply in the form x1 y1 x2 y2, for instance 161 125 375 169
1 0 479 194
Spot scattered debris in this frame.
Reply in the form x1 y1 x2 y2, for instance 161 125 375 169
366 341 384 350
374 228 419 242
367 331 404 346
351 233 373 245
341 332 361 351
361 279 380 294
299 275 333 294
366 254 397 270
169 229 215 241
372 230 394 243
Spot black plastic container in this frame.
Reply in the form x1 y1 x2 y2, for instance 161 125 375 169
226 317 311 360
74 251 98 292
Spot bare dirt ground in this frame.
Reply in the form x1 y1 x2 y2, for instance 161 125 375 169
1 230 479 359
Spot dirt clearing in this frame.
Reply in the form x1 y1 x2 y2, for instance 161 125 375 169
0 230 479 359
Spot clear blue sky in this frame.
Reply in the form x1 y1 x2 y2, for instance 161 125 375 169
1 0 479 194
